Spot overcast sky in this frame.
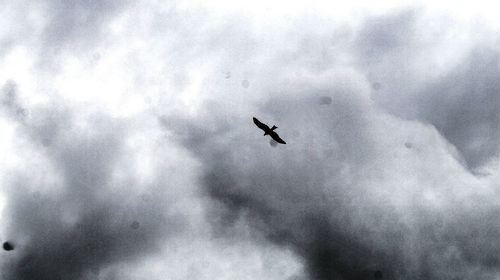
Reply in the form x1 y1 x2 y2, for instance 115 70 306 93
1 1 500 279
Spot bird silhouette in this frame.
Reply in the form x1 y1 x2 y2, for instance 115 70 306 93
253 117 286 144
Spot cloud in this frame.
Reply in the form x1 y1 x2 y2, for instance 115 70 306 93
352 10 500 170
1 80 29 122
0 0 132 71
355 9 418 65
412 49 500 170
0 94 188 279
0 83 300 280
41 0 129 47
2 2 500 280
165 60 500 280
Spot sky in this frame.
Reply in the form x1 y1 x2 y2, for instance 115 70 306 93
1 1 500 279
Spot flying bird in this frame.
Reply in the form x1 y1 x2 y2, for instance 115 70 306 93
253 117 286 144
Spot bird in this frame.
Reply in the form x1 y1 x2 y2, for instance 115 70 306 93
253 117 286 144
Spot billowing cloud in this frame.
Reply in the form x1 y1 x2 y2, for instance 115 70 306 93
412 49 500 170
0 85 188 279
167 68 499 279
353 11 500 170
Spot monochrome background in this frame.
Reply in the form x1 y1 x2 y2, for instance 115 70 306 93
1 1 499 279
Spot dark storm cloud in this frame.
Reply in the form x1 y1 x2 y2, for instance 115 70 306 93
413 49 500 169
353 9 500 170
165 65 500 279
164 82 403 279
1 93 184 280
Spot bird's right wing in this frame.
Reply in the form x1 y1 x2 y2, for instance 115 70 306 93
270 132 286 144
253 117 269 131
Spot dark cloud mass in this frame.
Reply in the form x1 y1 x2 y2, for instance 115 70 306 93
413 50 500 169
353 12 500 170
168 68 500 279
1 95 185 279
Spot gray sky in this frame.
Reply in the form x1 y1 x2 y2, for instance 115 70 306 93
1 1 500 279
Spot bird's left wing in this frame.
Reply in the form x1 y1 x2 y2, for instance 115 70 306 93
253 117 269 131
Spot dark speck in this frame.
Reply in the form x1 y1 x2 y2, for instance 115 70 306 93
372 82 381 91
131 221 140 230
319 96 332 105
269 139 278 147
374 270 383 279
241 80 249 88
404 142 412 149
3 241 14 251
225 72 231 79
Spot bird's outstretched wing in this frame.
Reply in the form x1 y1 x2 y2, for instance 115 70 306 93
253 117 270 131
269 131 286 144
